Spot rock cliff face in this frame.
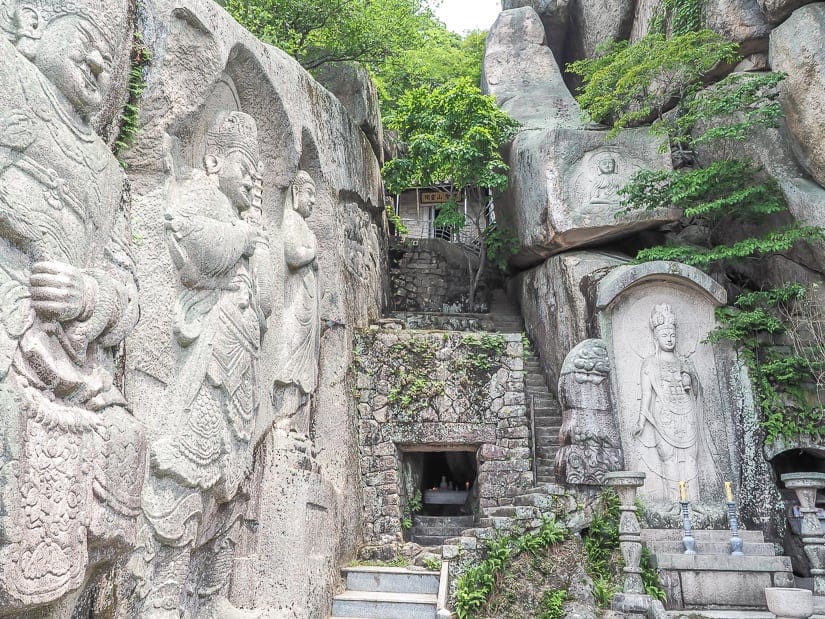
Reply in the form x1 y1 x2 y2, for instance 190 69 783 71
490 0 825 532
0 0 384 614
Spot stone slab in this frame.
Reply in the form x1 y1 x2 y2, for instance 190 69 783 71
653 553 791 572
343 567 439 595
642 529 766 543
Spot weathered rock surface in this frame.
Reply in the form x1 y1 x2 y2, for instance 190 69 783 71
631 0 771 53
501 0 570 60
515 250 627 387
314 61 385 165
758 0 819 23
770 3 825 187
704 0 772 55
501 128 677 267
482 6 581 130
566 0 635 64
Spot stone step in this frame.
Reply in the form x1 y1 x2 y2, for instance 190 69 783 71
645 540 776 556
667 612 773 619
642 528 766 544
412 527 468 538
413 516 474 527
331 591 437 619
411 534 454 546
652 553 791 572
342 567 439 595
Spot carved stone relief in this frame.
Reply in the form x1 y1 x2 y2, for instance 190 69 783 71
569 150 643 222
274 170 321 437
0 0 145 610
128 110 273 616
555 339 624 486
597 262 740 511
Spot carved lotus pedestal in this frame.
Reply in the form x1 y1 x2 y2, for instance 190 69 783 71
782 473 825 596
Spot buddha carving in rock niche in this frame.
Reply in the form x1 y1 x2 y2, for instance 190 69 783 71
275 169 320 437
0 0 145 608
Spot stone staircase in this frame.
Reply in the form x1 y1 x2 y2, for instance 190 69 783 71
525 353 562 485
412 515 475 547
642 528 794 611
330 566 439 618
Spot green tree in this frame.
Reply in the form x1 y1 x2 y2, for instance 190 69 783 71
222 0 434 70
382 78 521 310
371 25 486 111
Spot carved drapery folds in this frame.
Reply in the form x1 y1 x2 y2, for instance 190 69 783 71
274 169 320 437
0 0 145 610
129 110 273 616
555 339 624 485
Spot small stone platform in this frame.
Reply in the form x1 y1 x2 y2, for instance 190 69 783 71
642 529 793 611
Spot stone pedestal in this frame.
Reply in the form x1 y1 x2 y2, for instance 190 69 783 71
606 472 647 597
782 472 825 595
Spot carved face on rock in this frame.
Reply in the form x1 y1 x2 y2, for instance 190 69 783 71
216 149 257 212
597 155 617 175
293 179 316 219
27 14 114 120
654 325 677 352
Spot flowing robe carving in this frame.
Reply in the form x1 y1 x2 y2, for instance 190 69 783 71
279 206 319 395
0 33 144 607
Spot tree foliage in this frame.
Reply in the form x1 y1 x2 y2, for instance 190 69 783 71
567 31 738 136
222 0 434 70
382 78 520 194
370 26 486 111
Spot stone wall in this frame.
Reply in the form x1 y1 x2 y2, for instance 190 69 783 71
389 238 490 312
353 330 531 548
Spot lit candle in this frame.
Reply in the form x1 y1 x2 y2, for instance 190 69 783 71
679 480 687 501
725 481 733 503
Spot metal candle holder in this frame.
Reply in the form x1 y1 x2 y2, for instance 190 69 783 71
726 500 744 556
680 500 697 555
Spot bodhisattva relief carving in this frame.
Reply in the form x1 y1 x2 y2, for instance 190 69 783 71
129 110 273 617
632 304 704 500
0 0 145 608
274 170 320 437
556 339 623 485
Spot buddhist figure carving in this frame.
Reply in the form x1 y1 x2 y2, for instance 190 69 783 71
130 110 273 617
589 155 622 207
275 170 320 436
633 304 702 499
0 0 145 609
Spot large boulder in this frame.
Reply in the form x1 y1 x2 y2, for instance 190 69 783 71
770 4 825 187
757 0 819 23
502 0 570 61
483 7 581 130
704 0 772 55
515 250 628 388
631 0 771 54
501 127 678 267
566 0 635 63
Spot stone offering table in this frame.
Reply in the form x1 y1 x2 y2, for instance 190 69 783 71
424 490 470 505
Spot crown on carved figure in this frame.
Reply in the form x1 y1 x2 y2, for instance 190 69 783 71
206 110 260 164
649 303 676 332
1 0 129 47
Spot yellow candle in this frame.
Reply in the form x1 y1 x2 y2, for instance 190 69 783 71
725 481 733 503
679 480 687 501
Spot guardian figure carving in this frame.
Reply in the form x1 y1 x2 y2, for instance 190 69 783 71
0 0 144 609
